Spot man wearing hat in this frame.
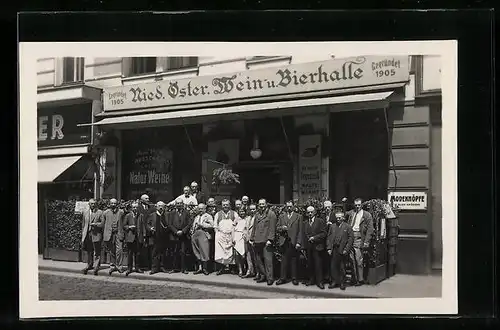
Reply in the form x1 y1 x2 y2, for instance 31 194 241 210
190 181 206 205
326 210 354 290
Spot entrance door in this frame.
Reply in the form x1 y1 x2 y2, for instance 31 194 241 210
238 166 281 205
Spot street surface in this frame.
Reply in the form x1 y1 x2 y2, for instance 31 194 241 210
39 270 313 300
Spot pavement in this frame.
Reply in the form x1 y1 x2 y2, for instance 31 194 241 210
38 257 442 299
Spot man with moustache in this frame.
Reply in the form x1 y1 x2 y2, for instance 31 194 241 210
139 194 154 271
167 198 192 274
326 210 354 290
346 198 374 286
249 199 277 285
102 198 125 275
302 206 328 289
149 201 169 275
81 199 104 275
275 200 303 286
123 202 146 276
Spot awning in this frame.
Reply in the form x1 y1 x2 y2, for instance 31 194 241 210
88 91 395 129
38 155 83 183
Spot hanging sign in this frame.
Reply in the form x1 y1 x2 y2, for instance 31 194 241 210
388 191 428 210
103 55 410 112
298 135 322 202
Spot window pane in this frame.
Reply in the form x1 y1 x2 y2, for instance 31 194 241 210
63 57 74 82
130 57 156 75
166 57 198 71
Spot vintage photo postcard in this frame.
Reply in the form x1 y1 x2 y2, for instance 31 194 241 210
19 41 457 318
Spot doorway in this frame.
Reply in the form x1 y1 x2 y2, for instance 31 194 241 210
237 165 282 205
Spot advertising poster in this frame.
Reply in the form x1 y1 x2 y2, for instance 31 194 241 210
298 135 322 202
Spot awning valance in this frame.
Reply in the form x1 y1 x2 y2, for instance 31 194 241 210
38 155 83 183
87 91 395 129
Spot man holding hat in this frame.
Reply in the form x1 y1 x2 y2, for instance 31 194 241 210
326 210 354 290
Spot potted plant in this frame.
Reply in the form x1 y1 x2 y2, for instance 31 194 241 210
362 198 398 285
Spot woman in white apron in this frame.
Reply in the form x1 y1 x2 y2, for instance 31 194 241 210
233 208 248 277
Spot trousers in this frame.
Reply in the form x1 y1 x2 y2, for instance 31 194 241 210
254 242 274 281
306 247 323 285
103 232 124 268
126 241 141 271
280 241 299 280
330 248 347 284
83 234 101 270
352 235 365 282
169 239 188 271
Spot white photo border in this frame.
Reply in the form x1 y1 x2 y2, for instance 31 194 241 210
19 41 458 318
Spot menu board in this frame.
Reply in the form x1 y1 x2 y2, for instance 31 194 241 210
298 135 322 202
124 147 173 203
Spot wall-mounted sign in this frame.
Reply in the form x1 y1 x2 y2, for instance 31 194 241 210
388 191 428 211
74 201 89 214
123 147 173 203
298 135 322 202
103 55 410 112
37 103 92 148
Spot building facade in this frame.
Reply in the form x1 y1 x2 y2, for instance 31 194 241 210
37 55 442 275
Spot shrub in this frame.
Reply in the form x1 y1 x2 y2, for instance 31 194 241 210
46 200 81 251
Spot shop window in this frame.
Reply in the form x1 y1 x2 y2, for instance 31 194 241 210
128 57 157 76
61 57 84 84
165 57 198 71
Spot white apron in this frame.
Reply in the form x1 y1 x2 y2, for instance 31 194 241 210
214 212 235 265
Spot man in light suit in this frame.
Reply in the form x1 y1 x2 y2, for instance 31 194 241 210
249 199 277 286
81 199 104 275
102 198 125 275
275 200 303 286
346 197 374 286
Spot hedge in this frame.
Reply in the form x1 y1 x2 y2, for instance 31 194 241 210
46 200 82 251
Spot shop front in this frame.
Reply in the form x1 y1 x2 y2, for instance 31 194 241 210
93 55 437 274
37 85 101 260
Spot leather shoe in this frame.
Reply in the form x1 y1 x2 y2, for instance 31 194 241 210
125 270 132 276
253 275 261 281
150 270 158 275
93 270 99 276
267 280 274 286
292 280 299 286
135 269 144 274
340 283 346 290
181 269 189 274
256 277 267 283
305 281 314 287
317 283 325 290
275 279 287 286
203 270 210 275
82 268 89 275
328 283 338 289
193 269 203 275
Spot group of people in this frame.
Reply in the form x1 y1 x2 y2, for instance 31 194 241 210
80 181 374 291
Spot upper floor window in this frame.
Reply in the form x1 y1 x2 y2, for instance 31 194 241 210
62 57 84 84
164 57 198 71
130 57 157 76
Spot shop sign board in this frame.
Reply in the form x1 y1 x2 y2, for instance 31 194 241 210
388 191 428 210
37 103 92 148
103 55 410 112
298 135 322 202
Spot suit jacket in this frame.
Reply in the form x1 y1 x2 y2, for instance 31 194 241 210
122 212 146 244
250 209 277 244
81 209 104 244
167 210 192 240
324 211 335 225
145 212 168 246
301 216 327 251
326 221 354 254
191 212 214 240
245 215 255 242
102 208 124 242
192 191 206 205
276 211 303 246
346 209 374 246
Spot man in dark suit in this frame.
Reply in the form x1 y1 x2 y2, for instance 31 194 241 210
301 206 328 289
346 197 374 286
167 198 192 273
148 201 169 275
123 202 146 276
326 210 354 290
322 200 335 284
249 198 277 286
275 200 303 286
139 194 154 271
190 181 206 205
81 199 104 275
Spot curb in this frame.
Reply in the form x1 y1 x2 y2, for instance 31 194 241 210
39 266 377 299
